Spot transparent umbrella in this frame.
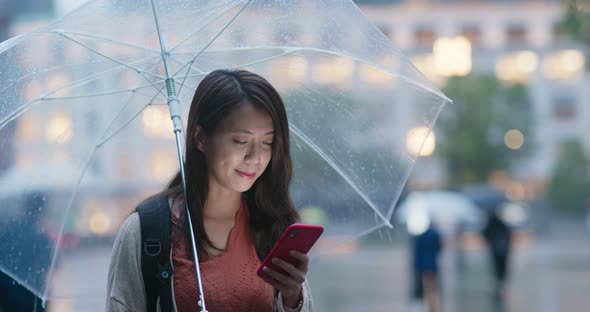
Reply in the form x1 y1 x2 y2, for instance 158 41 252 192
0 0 450 309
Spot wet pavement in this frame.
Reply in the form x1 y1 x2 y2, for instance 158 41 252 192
44 218 590 312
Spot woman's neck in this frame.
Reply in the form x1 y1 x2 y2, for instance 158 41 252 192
203 184 242 220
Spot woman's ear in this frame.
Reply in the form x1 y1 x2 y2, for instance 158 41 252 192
195 126 206 153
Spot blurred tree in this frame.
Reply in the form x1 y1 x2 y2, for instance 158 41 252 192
546 139 590 214
437 75 533 186
556 0 590 69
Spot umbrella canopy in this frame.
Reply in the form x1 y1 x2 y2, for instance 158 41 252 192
0 0 450 307
460 184 509 213
395 191 485 235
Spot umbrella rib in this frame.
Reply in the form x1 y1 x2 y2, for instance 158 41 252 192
0 55 163 130
58 32 165 81
42 77 167 303
40 82 164 101
174 60 205 97
149 0 173 79
173 49 295 84
171 0 252 79
176 45 449 101
42 148 96 302
0 99 39 130
289 125 392 228
0 53 159 101
39 30 161 54
96 89 164 147
230 50 294 68
56 33 169 100
96 60 169 147
164 54 207 96
386 98 447 221
301 85 356 119
174 50 296 96
0 264 45 300
168 0 246 53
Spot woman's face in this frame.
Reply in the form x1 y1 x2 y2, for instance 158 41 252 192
198 101 274 193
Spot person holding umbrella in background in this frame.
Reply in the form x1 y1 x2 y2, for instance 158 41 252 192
482 210 512 304
412 221 442 312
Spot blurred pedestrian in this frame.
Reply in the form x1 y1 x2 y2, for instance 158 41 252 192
482 211 511 303
412 223 442 312
454 220 468 274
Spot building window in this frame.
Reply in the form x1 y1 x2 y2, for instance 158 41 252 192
542 49 585 81
552 96 576 120
414 26 435 47
506 24 527 45
495 50 538 83
461 25 481 46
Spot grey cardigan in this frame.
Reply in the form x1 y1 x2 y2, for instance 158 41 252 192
106 212 313 312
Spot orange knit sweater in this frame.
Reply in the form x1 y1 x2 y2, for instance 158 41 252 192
171 201 275 312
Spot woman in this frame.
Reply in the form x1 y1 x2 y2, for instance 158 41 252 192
107 69 312 312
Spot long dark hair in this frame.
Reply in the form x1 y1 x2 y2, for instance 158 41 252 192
145 69 299 260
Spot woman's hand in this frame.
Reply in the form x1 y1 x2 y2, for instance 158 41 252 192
261 250 308 308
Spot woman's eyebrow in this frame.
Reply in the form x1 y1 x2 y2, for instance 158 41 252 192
232 129 274 135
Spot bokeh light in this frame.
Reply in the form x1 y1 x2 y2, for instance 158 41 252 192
406 127 436 156
504 129 524 150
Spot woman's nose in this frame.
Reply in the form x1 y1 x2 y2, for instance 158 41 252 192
244 143 262 164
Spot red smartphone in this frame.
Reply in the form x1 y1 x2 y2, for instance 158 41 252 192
257 223 324 279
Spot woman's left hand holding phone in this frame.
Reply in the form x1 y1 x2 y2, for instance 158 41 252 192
261 250 308 309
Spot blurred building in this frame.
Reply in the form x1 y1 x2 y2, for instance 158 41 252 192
0 0 588 237
356 0 589 196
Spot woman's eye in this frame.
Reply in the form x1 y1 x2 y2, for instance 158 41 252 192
233 140 247 145
263 142 273 146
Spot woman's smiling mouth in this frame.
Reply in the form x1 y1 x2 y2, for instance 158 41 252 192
236 170 256 179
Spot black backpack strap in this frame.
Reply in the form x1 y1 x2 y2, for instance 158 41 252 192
137 196 174 312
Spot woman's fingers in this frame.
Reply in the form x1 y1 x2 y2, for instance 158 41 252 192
260 251 309 298
270 258 306 283
288 250 309 271
261 274 283 289
262 266 301 287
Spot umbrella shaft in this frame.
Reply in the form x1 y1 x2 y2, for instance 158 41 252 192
166 78 183 134
168 78 208 312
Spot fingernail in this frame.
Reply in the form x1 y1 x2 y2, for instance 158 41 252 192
263 266 269 272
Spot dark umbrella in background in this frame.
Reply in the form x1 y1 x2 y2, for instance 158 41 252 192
0 192 50 312
460 184 509 214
